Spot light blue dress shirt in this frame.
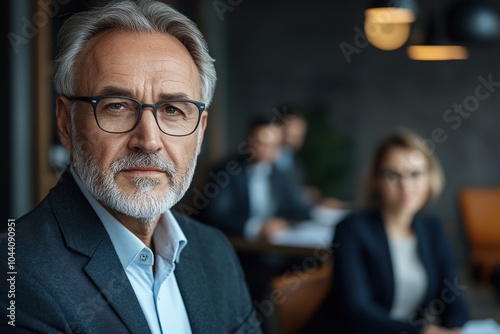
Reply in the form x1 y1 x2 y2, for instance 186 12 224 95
71 168 192 334
244 162 276 239
275 147 293 172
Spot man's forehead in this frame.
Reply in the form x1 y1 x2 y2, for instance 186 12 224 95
74 29 201 97
82 29 195 66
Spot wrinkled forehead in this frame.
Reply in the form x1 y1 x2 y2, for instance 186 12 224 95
74 29 200 98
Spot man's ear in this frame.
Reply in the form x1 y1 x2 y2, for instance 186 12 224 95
56 96 73 151
196 110 208 155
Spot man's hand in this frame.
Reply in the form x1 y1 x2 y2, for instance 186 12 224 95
320 197 347 209
423 325 461 334
259 218 289 240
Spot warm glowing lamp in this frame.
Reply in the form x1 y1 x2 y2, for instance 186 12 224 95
364 21 413 51
407 14 468 61
407 45 468 60
364 0 418 50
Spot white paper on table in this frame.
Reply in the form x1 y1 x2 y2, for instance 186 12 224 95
270 221 335 248
310 206 351 226
462 318 500 334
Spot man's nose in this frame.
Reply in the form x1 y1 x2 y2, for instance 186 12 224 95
128 107 162 153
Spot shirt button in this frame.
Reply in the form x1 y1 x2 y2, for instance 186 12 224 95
140 254 148 261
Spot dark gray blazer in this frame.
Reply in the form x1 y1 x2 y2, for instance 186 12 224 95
0 171 261 333
196 158 313 237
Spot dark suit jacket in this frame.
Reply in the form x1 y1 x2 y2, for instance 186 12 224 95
303 211 469 334
196 158 313 237
0 171 261 333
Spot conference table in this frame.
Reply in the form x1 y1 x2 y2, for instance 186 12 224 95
228 208 351 258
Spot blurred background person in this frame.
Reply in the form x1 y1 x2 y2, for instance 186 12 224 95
275 107 309 192
196 115 345 305
303 127 469 334
196 116 314 303
199 116 313 241
275 105 347 209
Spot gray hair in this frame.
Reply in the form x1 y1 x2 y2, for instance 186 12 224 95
54 0 217 107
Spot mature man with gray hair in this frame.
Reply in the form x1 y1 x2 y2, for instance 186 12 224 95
0 0 260 333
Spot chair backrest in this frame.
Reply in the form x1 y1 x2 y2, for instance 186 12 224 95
270 260 333 334
459 187 500 248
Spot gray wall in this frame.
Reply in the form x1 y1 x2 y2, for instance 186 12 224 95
201 0 500 254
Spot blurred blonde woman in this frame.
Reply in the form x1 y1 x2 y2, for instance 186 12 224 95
304 128 469 334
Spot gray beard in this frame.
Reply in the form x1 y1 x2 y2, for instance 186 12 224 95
71 133 198 224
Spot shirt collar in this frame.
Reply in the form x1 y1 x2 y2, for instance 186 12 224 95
70 167 188 269
154 210 187 264
247 161 272 177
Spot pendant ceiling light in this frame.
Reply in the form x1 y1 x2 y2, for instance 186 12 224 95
407 13 469 61
364 0 419 50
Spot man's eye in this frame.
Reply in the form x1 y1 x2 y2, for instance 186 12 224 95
103 102 131 111
159 105 185 116
109 103 125 110
164 106 180 114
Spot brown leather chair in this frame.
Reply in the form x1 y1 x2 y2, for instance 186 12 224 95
459 187 500 284
269 260 333 334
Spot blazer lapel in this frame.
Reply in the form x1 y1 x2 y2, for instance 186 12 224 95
238 162 251 214
371 212 395 308
174 229 218 333
50 171 151 333
412 214 435 303
270 166 283 211
84 242 151 333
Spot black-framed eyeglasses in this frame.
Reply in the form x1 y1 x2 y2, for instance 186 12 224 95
379 169 427 183
68 95 206 136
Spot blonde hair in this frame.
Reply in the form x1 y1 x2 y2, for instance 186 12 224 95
360 127 444 210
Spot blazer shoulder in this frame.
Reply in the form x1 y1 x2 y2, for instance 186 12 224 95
416 211 442 223
172 211 236 254
336 210 379 232
414 212 446 234
332 211 384 247
5 196 59 248
16 195 52 225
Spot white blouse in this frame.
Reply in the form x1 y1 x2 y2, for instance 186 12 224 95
388 236 428 321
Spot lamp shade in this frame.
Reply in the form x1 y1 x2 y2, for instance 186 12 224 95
364 0 419 50
407 45 468 60
365 21 413 50
407 14 468 60
446 0 500 44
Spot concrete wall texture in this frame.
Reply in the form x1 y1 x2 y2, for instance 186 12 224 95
204 0 500 256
